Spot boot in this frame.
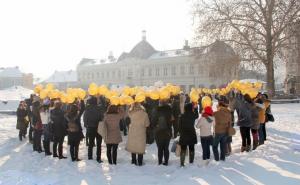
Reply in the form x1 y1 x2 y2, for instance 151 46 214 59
88 147 93 160
58 145 67 159
253 140 258 150
43 141 52 156
246 145 251 152
241 146 246 153
189 151 195 164
180 150 186 167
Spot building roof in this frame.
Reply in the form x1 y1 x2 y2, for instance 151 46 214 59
44 70 77 83
0 67 23 78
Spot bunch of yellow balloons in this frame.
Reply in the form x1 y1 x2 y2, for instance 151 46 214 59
34 83 87 104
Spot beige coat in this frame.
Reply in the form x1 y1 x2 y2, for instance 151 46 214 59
126 106 150 154
104 113 123 144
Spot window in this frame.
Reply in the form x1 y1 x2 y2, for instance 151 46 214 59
171 66 176 76
97 72 100 78
112 71 115 78
180 65 185 75
87 72 90 79
128 69 133 77
101 72 104 78
91 73 94 79
163 67 168 76
106 71 110 78
198 65 203 75
155 68 160 76
118 70 121 78
148 68 152 76
141 68 144 77
189 64 194 74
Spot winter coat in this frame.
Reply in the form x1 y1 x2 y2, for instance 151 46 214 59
178 111 198 145
83 104 104 128
251 104 260 130
50 108 67 140
104 113 123 144
196 116 214 137
152 104 173 143
126 106 150 154
16 108 28 130
213 107 232 134
234 94 253 128
258 101 270 124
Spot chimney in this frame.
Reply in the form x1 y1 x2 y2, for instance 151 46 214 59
183 40 190 50
142 30 146 41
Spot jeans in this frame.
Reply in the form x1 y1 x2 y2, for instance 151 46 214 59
33 129 42 152
240 127 251 147
156 139 170 165
53 137 64 157
258 124 265 144
200 136 213 160
106 144 118 164
213 134 227 161
87 128 102 160
69 140 80 161
181 144 195 163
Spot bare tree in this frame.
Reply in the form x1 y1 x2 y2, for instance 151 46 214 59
192 0 300 96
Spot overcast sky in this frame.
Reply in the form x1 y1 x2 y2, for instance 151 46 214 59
0 0 193 79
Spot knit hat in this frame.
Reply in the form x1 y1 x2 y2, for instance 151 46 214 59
203 106 213 116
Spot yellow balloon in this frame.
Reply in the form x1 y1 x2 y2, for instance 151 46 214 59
40 89 48 99
135 93 146 103
110 96 120 105
34 84 43 94
201 96 212 109
159 89 170 100
149 91 160 100
190 90 199 103
46 83 55 91
98 85 109 95
88 86 98 96
78 90 86 100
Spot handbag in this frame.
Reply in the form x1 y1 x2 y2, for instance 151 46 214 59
97 121 106 138
266 113 274 122
228 127 236 136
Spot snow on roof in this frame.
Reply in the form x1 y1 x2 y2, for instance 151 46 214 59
239 79 266 84
44 70 77 83
0 86 33 101
0 67 23 78
148 49 190 59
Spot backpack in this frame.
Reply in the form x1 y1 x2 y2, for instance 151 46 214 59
156 115 168 131
65 116 79 133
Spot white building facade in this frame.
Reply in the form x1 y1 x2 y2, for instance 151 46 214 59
77 34 240 92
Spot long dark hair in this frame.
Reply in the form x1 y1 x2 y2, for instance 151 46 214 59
107 105 119 114
66 104 78 118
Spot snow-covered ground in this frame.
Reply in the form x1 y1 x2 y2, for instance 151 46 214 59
0 104 300 185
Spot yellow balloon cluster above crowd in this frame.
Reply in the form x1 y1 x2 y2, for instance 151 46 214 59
34 80 262 105
34 83 181 105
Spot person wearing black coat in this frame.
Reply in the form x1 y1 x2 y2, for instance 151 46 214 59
25 94 34 143
83 96 104 163
16 101 29 141
179 103 199 166
50 101 67 159
152 101 173 166
65 101 85 162
32 101 43 153
171 95 181 138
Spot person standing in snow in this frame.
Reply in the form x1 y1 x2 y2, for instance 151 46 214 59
213 102 231 161
126 102 150 166
171 95 181 138
65 101 85 162
234 93 254 152
83 96 104 163
32 99 43 153
103 105 123 165
51 101 67 159
250 99 260 150
40 103 52 156
16 101 29 141
196 106 214 165
152 100 173 166
179 103 198 167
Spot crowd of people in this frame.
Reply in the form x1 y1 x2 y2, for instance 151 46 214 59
16 91 272 167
